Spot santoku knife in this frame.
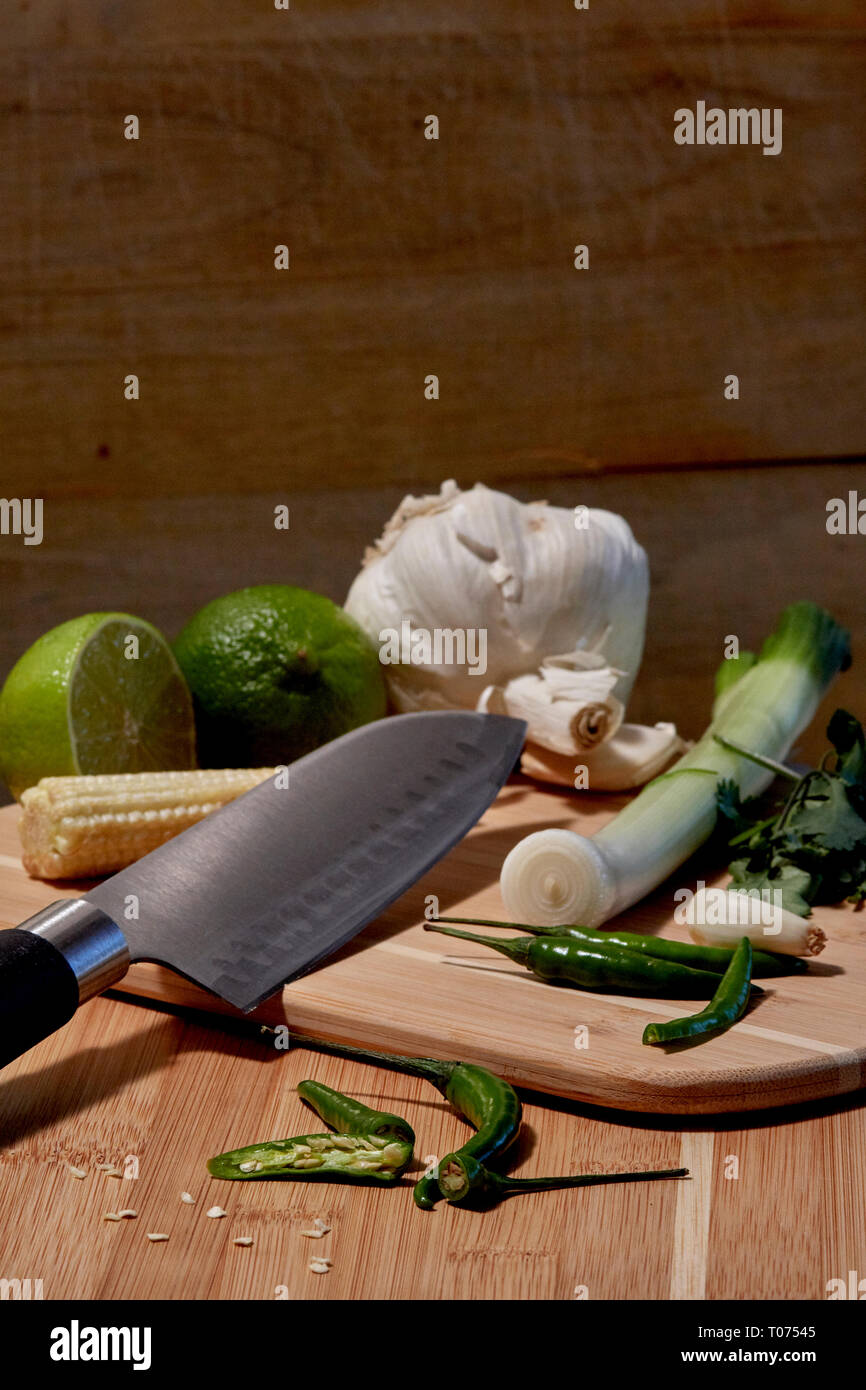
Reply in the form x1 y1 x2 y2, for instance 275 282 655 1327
0 711 526 1069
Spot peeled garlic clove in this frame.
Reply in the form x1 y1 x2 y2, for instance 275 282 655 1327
479 665 624 756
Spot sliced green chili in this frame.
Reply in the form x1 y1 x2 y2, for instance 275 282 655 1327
297 1079 415 1144
207 1131 413 1183
424 923 741 998
434 915 804 978
436 1152 688 1206
642 936 756 1047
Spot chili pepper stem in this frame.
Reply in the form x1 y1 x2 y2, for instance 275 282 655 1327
286 1032 456 1092
488 1166 689 1195
435 914 558 934
438 1151 689 1205
423 922 532 964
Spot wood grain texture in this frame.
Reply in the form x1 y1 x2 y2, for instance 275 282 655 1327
2 775 864 1115
1 3 863 498
0 923 864 1299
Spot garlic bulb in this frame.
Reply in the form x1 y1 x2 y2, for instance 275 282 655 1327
344 481 649 755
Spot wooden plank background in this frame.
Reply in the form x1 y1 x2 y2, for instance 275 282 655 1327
0 1 863 502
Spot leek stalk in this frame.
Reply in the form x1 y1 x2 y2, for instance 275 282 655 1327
500 603 850 928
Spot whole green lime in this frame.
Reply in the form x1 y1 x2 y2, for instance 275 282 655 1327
173 585 387 767
0 612 196 799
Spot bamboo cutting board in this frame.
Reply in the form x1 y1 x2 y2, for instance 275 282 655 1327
0 782 864 1115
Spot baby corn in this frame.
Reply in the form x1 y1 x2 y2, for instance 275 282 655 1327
19 768 275 880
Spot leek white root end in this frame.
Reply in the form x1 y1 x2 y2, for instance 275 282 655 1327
687 888 827 956
500 828 616 929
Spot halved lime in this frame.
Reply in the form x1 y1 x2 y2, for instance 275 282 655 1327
0 613 196 799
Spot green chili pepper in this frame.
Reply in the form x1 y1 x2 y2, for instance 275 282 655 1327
283 1036 522 1212
423 923 750 998
643 936 756 1047
297 1079 415 1144
207 1131 413 1183
434 915 805 978
413 1061 523 1210
208 1078 416 1183
436 1152 688 1206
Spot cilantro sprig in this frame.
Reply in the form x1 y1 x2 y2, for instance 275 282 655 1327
714 710 866 917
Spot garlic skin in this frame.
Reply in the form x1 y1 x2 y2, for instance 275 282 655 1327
344 481 649 755
519 723 688 791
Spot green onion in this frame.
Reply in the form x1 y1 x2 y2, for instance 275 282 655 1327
500 603 850 928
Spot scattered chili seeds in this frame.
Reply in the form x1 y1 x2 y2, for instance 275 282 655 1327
206 1206 227 1218
300 1217 331 1239
181 1192 196 1204
233 1237 254 1247
309 1258 332 1274
146 1233 169 1242
67 1165 87 1179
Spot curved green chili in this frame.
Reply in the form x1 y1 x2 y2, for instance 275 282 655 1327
643 936 756 1047
423 923 748 998
297 1079 415 1144
207 1131 413 1183
282 1036 522 1212
412 1062 523 1210
434 915 805 978
436 1152 688 1206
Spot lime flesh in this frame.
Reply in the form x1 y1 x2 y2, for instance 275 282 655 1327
0 613 196 799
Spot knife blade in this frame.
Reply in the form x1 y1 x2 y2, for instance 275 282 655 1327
0 711 526 1069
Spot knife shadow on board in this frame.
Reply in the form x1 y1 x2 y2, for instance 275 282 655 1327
0 1027 168 1145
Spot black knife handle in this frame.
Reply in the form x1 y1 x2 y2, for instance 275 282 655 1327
0 929 80 1069
0 901 130 1071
